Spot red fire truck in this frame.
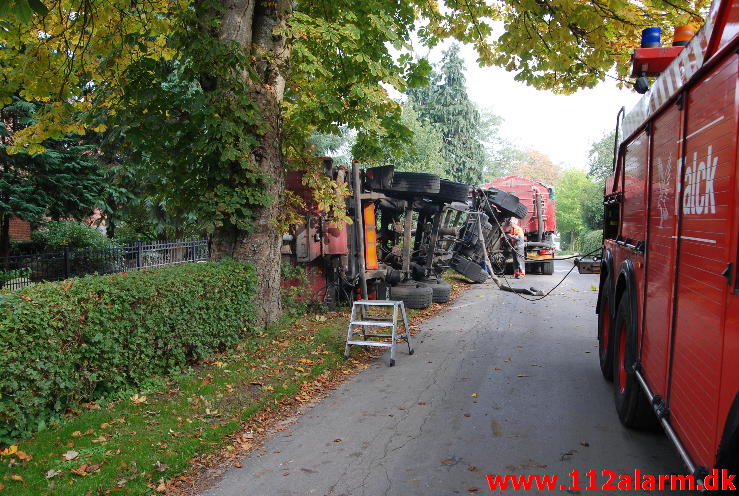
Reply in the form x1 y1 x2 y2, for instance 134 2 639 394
592 0 739 479
482 176 557 274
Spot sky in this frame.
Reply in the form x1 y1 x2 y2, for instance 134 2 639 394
426 43 643 171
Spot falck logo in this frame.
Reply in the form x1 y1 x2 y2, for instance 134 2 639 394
680 145 718 215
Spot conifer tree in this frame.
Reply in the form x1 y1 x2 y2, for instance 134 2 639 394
409 45 487 185
0 98 109 256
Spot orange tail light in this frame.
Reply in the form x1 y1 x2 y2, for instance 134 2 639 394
363 203 379 269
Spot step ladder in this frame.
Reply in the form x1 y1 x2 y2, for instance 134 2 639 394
344 300 414 366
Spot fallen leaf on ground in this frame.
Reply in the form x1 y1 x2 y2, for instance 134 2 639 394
463 413 471 417
62 450 79 461
467 465 477 471
0 446 17 456
45 469 62 479
15 450 31 461
130 394 147 405
471 393 478 398
9 475 23 482
154 461 168 472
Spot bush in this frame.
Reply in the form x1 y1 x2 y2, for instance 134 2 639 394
31 220 114 251
579 229 603 256
0 260 256 441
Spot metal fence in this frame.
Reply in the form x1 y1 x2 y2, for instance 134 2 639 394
0 238 209 291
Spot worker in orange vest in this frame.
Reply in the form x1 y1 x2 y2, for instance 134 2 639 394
504 217 526 278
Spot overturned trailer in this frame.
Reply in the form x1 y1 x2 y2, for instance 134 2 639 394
282 160 470 310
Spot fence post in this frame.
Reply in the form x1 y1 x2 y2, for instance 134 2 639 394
63 244 70 279
136 240 142 269
191 236 196 262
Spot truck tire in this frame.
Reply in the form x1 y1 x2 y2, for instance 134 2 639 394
382 172 440 195
485 188 528 219
613 295 658 430
390 282 433 309
429 179 469 203
597 279 614 381
541 260 554 275
451 255 488 283
419 278 452 303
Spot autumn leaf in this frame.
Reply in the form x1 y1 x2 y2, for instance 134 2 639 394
9 475 23 482
130 394 147 405
62 450 79 461
45 469 62 479
0 445 17 456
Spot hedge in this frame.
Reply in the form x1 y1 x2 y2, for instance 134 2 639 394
0 260 256 441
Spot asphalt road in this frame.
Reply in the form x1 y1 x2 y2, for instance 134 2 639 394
202 260 683 496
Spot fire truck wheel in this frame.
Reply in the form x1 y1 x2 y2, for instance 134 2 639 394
381 172 441 195
390 283 433 309
429 179 470 203
612 296 658 430
420 278 452 303
597 282 614 381
541 260 554 275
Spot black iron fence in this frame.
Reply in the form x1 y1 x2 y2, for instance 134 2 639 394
0 238 209 291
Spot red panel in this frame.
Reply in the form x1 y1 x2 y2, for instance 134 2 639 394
322 221 349 255
669 54 737 468
631 47 684 77
641 104 682 396
485 176 556 233
621 132 649 243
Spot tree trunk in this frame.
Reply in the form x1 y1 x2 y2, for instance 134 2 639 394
0 214 10 259
210 0 292 328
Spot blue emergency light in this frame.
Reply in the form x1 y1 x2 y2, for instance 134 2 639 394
641 27 661 48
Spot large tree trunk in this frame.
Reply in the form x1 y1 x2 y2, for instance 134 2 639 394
210 0 292 328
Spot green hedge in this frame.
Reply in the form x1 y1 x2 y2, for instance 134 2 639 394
0 260 256 441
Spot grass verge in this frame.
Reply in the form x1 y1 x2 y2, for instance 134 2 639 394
0 278 471 495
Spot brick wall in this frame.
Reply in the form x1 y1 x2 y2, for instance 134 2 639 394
9 216 31 241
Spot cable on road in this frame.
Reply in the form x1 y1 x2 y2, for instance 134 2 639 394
480 193 601 302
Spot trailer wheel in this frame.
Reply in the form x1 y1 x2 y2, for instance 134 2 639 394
390 282 433 309
429 179 469 203
381 172 440 195
451 255 488 283
485 188 529 219
597 282 614 381
419 278 452 303
541 260 554 275
613 296 658 430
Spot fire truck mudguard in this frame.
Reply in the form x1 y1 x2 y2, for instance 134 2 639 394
596 250 615 381
612 270 658 430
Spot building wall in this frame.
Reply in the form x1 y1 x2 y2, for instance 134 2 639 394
9 216 31 241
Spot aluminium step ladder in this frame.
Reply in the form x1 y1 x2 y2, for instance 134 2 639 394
344 300 414 366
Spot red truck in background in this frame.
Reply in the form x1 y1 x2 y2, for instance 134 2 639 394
582 0 739 480
481 176 557 275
